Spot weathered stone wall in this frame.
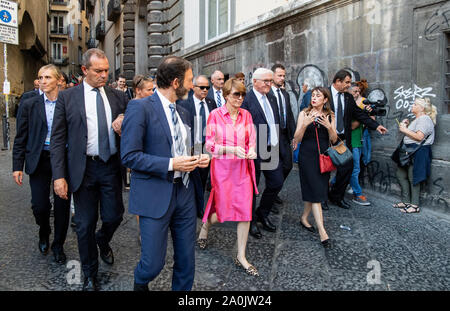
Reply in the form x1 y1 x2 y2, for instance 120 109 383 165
182 0 450 213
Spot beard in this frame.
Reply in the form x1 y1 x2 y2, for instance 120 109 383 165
175 86 189 100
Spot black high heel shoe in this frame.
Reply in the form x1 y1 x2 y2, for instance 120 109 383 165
300 221 316 233
321 239 331 248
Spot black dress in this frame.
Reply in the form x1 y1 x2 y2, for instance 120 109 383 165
298 121 331 203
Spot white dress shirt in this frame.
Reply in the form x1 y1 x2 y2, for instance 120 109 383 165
156 90 188 177
212 86 225 107
253 88 278 146
331 84 345 134
83 81 117 156
193 95 210 144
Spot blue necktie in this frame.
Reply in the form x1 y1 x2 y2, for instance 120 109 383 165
216 90 222 107
93 88 110 162
169 103 189 187
199 101 206 144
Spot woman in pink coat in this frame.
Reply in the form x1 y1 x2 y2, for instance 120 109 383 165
197 78 259 276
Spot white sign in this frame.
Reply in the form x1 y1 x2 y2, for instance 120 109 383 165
0 0 17 27
3 80 10 95
0 24 17 44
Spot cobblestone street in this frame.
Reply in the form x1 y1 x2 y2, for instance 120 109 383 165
1 144 449 291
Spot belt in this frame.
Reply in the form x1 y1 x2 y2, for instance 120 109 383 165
86 154 116 162
173 177 182 184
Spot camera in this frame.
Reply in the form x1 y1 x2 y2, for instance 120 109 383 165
362 99 387 117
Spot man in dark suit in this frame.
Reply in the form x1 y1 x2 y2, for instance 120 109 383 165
206 70 224 108
268 64 296 210
13 65 71 264
178 75 216 193
242 68 284 239
51 48 128 291
327 69 387 209
121 56 210 291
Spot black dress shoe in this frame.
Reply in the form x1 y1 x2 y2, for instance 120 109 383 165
322 201 329 210
334 199 351 209
38 237 49 255
52 248 67 264
99 245 114 265
270 205 279 215
133 282 149 291
83 276 99 291
257 214 276 232
300 221 316 233
274 196 283 205
321 239 331 249
249 222 262 239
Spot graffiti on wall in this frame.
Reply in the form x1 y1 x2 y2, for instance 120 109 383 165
424 4 450 41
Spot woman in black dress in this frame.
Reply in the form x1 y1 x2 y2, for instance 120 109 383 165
293 87 337 248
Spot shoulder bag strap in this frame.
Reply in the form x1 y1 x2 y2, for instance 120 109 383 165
314 122 322 155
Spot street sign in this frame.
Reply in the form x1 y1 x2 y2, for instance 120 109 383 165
0 0 17 45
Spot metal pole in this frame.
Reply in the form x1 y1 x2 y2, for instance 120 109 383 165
2 43 10 150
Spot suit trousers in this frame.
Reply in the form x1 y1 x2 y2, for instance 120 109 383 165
279 129 293 181
329 135 354 202
253 146 284 219
29 150 71 250
73 154 124 278
134 180 196 291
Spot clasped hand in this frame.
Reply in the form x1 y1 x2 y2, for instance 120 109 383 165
173 154 210 172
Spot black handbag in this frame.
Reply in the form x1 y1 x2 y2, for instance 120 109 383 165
326 138 353 167
391 135 430 167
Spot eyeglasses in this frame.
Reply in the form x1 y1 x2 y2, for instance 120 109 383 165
256 79 272 85
195 85 210 90
230 92 245 99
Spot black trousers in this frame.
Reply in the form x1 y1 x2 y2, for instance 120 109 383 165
279 129 293 181
253 146 284 219
29 150 71 251
73 154 124 278
329 134 354 202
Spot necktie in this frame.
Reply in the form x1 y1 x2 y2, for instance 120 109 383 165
337 92 344 133
262 95 278 146
93 88 111 162
277 89 286 129
169 103 189 187
216 90 222 107
199 101 206 144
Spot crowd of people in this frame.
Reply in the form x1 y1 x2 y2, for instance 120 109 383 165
12 48 437 291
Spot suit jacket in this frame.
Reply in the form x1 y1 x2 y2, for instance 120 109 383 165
50 83 128 192
120 92 204 219
19 89 40 105
13 94 49 174
206 87 218 107
177 94 217 144
241 89 281 162
328 87 379 149
268 87 296 141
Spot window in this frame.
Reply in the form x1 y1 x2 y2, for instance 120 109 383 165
446 32 450 113
206 0 230 42
78 46 83 65
52 15 65 34
78 22 82 39
114 37 121 78
52 42 62 60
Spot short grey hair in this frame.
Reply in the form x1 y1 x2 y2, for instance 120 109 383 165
193 75 209 85
82 48 107 68
303 78 315 90
253 68 273 80
211 70 224 80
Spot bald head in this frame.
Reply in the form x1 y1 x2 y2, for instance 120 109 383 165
211 70 224 90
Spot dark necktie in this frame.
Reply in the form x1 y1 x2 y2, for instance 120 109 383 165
93 88 111 162
337 92 344 133
276 89 286 129
199 101 206 144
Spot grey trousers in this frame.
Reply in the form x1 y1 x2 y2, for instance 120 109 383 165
396 165 420 206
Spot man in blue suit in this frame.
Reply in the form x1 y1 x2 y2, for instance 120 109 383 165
206 70 224 108
121 56 210 291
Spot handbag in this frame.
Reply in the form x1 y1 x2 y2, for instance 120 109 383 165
314 122 336 173
391 134 430 167
326 137 353 167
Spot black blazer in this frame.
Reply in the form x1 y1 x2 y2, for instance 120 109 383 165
268 88 296 141
206 87 218 107
50 84 128 192
241 89 280 161
13 94 49 174
328 87 379 149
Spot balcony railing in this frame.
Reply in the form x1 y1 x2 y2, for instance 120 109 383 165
96 21 106 40
50 28 68 35
51 57 69 66
87 37 96 49
107 0 121 22
51 1 69 5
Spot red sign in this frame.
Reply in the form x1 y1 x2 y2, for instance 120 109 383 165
63 46 67 53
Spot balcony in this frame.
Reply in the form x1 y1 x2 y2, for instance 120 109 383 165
107 0 121 22
50 1 70 12
51 1 68 5
50 27 68 36
95 21 106 40
51 57 69 66
87 37 96 49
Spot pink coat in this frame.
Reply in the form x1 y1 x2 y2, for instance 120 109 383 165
202 106 258 223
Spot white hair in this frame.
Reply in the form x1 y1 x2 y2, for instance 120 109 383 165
211 70 224 80
253 68 273 80
303 78 315 90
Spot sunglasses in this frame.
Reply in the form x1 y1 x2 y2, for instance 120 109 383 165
195 85 210 90
230 92 245 99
